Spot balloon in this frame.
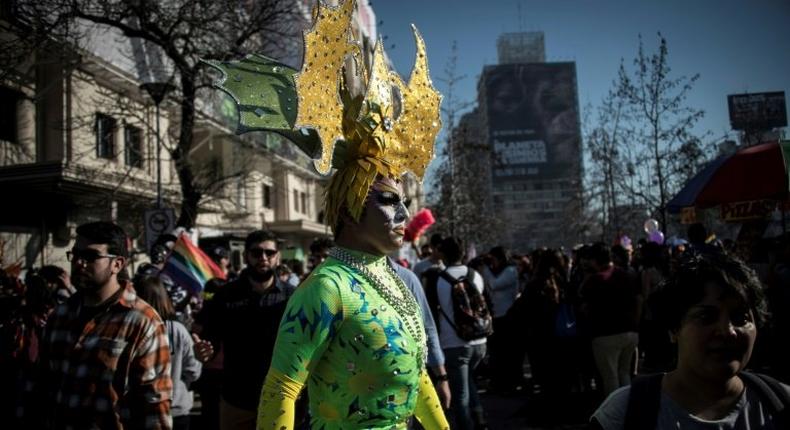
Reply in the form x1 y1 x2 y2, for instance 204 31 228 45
619 235 632 250
649 231 665 245
643 219 659 235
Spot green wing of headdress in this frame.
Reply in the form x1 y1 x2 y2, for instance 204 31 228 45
202 54 326 163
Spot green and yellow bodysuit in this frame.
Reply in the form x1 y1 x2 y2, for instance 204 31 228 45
257 248 449 430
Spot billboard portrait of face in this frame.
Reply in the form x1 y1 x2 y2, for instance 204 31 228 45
484 63 581 180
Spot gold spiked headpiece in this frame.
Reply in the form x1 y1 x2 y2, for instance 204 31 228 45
204 0 442 230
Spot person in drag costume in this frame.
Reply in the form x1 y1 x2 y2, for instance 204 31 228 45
204 1 449 428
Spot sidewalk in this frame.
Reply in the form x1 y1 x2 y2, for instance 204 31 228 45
480 387 595 430
476 362 599 430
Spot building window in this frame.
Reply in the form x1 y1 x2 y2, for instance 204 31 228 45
293 189 299 212
95 113 116 159
0 87 22 143
300 192 307 215
262 184 272 209
124 125 143 168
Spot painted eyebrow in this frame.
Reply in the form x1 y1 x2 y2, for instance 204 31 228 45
378 191 402 202
374 182 401 196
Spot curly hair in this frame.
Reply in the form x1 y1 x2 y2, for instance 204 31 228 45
657 251 769 332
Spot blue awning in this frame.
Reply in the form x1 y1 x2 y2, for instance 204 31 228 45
666 155 730 213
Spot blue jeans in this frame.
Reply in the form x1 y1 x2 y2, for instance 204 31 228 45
444 344 487 430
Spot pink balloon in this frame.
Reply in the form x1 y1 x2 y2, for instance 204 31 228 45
649 231 665 245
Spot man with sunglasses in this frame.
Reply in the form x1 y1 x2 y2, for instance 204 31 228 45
32 221 173 429
195 229 295 430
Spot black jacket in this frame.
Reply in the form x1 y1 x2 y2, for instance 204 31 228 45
196 269 295 410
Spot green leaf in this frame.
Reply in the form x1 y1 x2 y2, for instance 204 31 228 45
202 54 299 132
203 54 331 170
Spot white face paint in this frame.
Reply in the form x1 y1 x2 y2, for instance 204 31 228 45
353 177 411 255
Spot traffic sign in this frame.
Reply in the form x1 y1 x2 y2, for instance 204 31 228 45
144 208 176 253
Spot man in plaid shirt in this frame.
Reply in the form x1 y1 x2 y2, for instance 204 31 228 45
34 221 173 429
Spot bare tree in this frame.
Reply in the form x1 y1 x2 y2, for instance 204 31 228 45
583 34 715 239
431 41 470 234
614 33 708 230
428 41 503 250
5 0 305 228
584 87 630 240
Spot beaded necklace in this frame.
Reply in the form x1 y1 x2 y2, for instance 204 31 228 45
329 247 426 366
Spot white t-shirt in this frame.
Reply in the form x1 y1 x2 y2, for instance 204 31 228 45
593 383 785 430
481 265 519 318
436 265 487 350
413 258 445 279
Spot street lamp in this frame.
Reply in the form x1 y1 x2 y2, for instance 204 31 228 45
140 82 176 208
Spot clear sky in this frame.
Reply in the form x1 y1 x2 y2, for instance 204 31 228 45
373 0 790 143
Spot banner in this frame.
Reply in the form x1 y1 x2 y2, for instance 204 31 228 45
720 200 777 222
728 92 787 130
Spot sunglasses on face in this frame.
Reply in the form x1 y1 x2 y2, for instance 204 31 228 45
67 248 120 263
247 248 278 259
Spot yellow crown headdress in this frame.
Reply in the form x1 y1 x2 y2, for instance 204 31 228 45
204 0 442 230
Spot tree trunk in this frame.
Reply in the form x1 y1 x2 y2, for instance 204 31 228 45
653 131 667 231
174 70 201 229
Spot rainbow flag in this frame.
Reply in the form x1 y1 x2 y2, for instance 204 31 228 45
161 233 225 293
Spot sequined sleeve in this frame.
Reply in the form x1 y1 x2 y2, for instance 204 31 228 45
257 273 345 430
413 370 450 430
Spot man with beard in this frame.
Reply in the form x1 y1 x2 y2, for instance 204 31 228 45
33 221 172 429
196 229 295 429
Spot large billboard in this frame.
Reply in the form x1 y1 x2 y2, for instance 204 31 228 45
482 63 581 181
728 91 787 130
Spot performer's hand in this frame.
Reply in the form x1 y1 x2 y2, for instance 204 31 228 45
436 380 451 409
192 334 214 362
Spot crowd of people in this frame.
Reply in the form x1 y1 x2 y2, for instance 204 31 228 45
405 223 790 429
1 219 789 429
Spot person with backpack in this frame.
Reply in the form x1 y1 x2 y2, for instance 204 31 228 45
425 236 492 430
590 252 790 429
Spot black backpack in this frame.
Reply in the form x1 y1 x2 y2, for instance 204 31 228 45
623 372 790 429
424 267 494 341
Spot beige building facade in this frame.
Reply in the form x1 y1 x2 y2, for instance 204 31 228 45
0 1 429 275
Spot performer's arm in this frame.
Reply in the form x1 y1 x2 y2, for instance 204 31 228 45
392 262 446 369
413 370 450 430
256 275 344 430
